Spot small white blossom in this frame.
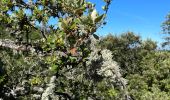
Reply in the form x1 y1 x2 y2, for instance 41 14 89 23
91 9 98 23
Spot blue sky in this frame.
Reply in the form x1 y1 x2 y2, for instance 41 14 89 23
90 0 170 44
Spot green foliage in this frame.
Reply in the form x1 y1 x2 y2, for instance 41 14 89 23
162 13 170 49
99 32 170 99
127 51 170 99
100 32 157 76
0 0 170 99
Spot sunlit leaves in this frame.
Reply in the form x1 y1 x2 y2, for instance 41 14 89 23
91 9 98 23
30 76 43 86
95 14 106 23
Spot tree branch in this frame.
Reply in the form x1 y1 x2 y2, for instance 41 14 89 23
0 39 34 52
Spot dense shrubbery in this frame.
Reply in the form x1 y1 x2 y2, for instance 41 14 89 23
128 51 170 100
0 0 170 100
100 32 170 100
99 32 157 76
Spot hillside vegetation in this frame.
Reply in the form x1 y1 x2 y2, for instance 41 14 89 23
0 0 170 100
